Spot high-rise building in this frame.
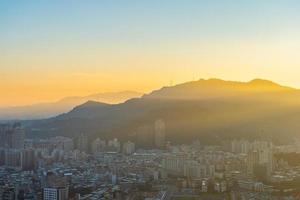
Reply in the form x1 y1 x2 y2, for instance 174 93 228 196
5 149 22 169
76 133 88 153
154 119 166 148
0 123 25 149
122 141 135 155
43 187 68 200
2 186 15 200
0 148 5 166
107 138 121 152
258 148 273 176
162 154 186 175
43 173 69 200
49 137 74 152
11 124 25 149
250 140 274 177
21 148 36 171
246 150 259 174
136 125 154 148
0 124 9 148
92 138 106 154
183 160 202 178
231 139 251 154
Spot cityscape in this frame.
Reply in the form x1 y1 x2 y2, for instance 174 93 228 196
2 0 300 199
1 121 300 199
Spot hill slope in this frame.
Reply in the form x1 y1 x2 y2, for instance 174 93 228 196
26 79 300 144
0 91 142 120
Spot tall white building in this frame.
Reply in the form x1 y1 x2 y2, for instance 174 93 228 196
43 174 69 200
43 187 68 200
154 119 166 148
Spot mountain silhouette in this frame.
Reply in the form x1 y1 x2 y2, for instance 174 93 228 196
0 91 142 120
26 79 300 145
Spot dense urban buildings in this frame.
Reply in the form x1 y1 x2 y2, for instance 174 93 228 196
1 122 300 199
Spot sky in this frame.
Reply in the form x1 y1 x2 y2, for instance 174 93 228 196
1 0 300 107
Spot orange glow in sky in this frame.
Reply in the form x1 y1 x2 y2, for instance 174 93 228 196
1 1 300 107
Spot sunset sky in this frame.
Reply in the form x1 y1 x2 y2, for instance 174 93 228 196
1 0 300 107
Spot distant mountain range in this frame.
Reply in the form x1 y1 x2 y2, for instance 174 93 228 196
25 79 300 145
0 91 143 120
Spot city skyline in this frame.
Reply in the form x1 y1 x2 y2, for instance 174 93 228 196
2 0 300 106
2 1 300 199
3 1 300 200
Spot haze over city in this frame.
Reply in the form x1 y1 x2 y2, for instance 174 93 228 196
2 1 300 200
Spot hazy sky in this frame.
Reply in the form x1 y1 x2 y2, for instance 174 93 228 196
1 0 300 107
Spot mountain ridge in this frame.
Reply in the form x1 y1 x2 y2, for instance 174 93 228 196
143 78 294 100
0 91 143 120
26 78 300 145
